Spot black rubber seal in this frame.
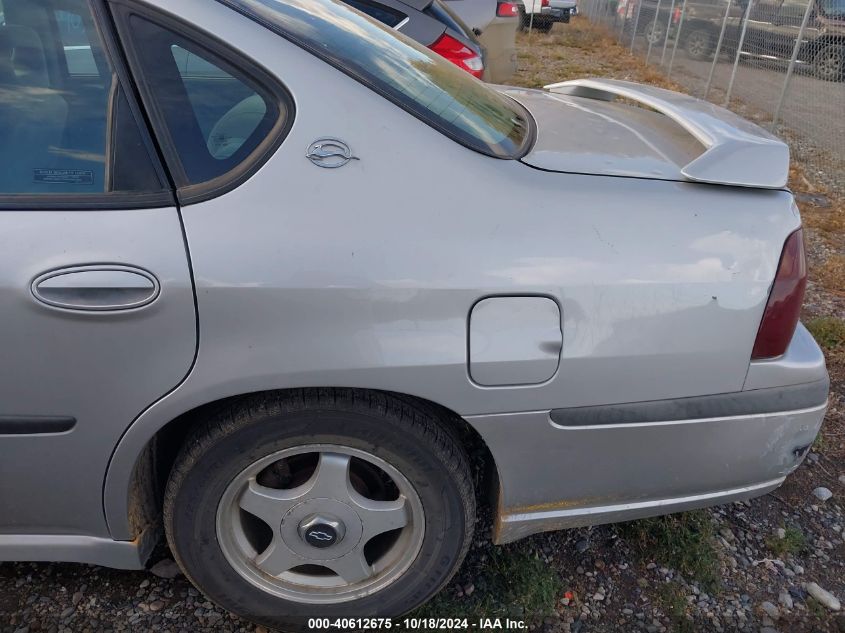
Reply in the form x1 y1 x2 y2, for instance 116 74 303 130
550 378 829 427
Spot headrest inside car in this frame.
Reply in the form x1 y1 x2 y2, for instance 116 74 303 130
0 25 50 88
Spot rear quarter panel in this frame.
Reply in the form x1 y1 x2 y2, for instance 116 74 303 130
106 0 799 537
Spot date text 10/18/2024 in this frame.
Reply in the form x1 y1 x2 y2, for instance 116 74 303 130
307 618 528 630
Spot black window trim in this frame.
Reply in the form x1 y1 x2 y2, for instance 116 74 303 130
108 0 296 207
0 0 176 211
215 0 536 161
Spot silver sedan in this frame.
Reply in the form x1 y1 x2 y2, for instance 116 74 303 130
0 0 827 628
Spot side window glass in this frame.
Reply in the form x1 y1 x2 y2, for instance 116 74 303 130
124 15 287 188
0 0 165 196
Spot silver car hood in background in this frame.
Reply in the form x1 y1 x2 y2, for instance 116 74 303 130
505 78 790 189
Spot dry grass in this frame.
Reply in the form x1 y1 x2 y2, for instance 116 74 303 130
789 163 845 244
514 18 683 90
815 255 845 296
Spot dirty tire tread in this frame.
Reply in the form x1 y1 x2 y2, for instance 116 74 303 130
162 388 475 624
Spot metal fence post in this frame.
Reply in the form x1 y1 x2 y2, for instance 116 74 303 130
667 0 688 76
617 2 627 41
630 0 643 51
772 0 814 129
723 0 754 106
704 0 732 99
646 0 663 63
660 0 676 64
528 0 535 40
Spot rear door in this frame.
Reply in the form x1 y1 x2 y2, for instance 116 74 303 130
0 0 196 537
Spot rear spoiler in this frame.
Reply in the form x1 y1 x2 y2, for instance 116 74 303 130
544 78 789 189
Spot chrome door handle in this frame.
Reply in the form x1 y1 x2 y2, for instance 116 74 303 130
32 265 160 311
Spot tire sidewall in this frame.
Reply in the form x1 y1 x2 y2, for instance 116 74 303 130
167 409 471 625
645 23 663 44
685 28 713 60
815 44 845 82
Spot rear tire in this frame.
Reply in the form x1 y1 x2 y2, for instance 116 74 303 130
685 27 714 60
814 43 845 82
644 19 666 45
163 389 475 630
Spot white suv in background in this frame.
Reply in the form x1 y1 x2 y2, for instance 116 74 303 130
519 0 577 32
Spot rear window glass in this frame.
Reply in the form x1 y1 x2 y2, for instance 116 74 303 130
219 0 532 159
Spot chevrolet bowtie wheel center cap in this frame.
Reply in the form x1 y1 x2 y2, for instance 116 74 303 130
298 514 345 549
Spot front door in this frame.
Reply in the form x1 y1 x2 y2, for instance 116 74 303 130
0 0 196 538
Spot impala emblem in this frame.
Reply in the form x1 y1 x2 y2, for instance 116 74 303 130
306 139 360 169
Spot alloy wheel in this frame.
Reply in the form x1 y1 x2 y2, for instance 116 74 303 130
645 22 665 45
815 45 844 82
686 30 712 60
216 444 425 604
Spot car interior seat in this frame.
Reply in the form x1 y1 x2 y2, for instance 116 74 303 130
206 93 270 160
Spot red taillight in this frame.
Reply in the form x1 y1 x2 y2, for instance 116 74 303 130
496 1 519 16
541 0 550 6
751 229 807 360
430 34 484 78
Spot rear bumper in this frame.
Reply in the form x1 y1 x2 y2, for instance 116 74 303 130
467 327 828 544
542 6 575 21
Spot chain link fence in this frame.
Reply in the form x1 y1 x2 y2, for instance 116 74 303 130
562 0 844 189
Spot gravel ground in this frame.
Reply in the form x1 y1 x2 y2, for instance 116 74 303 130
2 18 845 633
1 455 844 633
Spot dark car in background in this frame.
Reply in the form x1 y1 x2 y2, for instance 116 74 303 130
345 0 486 76
618 0 845 80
